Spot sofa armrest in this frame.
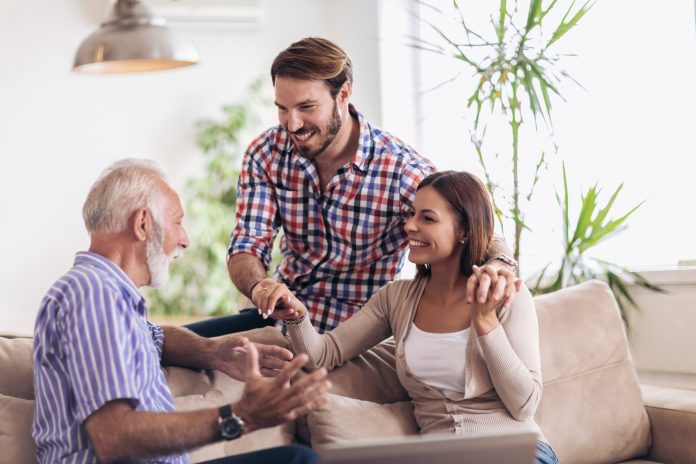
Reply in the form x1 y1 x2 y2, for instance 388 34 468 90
641 384 696 463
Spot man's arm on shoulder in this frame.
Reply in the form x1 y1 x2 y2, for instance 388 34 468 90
485 235 516 273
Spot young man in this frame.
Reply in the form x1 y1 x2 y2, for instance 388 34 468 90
32 159 329 464
190 37 517 336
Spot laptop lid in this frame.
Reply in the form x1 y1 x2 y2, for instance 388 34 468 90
319 430 538 464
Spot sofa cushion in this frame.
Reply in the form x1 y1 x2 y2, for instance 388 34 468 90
324 338 410 404
307 393 419 447
0 337 34 399
0 394 38 464
533 280 651 464
173 378 295 464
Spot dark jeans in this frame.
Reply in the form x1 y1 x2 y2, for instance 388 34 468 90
536 441 560 464
202 444 321 464
185 309 275 337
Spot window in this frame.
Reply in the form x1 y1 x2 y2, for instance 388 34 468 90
387 0 696 274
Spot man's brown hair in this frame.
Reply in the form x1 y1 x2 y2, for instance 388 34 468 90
271 37 353 98
415 171 494 278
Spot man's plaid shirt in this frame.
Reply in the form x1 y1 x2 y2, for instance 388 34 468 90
228 106 435 333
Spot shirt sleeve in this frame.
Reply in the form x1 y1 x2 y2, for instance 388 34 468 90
61 279 142 422
148 322 165 360
286 284 395 371
476 285 542 421
399 156 435 216
227 135 279 270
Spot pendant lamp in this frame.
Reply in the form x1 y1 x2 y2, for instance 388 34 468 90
73 0 199 73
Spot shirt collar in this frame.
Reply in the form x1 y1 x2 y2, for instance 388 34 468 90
349 104 370 173
288 104 372 174
74 251 145 306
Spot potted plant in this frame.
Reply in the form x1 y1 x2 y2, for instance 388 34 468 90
145 81 271 318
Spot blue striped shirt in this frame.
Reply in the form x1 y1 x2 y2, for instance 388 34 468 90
32 251 188 464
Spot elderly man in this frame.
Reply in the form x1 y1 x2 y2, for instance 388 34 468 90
32 159 329 464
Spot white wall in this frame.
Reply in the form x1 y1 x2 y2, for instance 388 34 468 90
0 0 382 336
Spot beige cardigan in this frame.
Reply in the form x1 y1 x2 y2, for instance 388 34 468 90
288 277 544 438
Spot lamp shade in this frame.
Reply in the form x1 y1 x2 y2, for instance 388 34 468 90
73 0 199 73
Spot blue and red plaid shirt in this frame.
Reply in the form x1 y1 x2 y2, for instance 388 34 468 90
229 105 435 333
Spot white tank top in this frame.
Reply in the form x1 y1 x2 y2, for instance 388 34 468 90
403 323 470 396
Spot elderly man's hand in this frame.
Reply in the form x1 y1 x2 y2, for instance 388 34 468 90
465 262 521 309
233 342 331 433
212 335 294 381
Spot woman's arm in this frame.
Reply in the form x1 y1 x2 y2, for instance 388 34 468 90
277 287 395 371
475 284 542 421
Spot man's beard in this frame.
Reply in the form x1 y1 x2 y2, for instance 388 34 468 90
145 220 182 288
293 102 342 160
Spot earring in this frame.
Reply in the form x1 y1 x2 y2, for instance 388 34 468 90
459 239 466 244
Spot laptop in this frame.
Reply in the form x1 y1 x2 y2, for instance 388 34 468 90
319 430 539 464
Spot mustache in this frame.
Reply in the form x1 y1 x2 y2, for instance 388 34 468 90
289 126 318 135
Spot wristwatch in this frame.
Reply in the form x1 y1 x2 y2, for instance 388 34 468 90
218 404 244 440
488 254 518 270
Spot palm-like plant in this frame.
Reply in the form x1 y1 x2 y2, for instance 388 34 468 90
416 0 594 270
531 164 664 330
146 81 269 316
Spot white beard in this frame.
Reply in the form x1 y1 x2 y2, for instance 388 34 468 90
145 222 182 288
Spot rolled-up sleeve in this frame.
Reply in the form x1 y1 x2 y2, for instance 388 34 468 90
228 137 279 270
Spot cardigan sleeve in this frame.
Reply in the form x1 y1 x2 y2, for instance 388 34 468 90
286 283 395 371
476 285 542 421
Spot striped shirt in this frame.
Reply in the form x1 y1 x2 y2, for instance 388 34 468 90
32 251 187 464
229 105 435 333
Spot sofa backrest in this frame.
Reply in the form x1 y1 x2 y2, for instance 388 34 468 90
0 337 34 399
533 280 651 463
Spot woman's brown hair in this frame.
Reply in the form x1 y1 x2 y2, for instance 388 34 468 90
415 171 494 278
271 37 353 98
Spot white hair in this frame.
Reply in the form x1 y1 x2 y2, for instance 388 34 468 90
82 158 170 234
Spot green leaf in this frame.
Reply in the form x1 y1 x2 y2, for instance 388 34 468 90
569 183 598 247
497 0 507 43
525 0 543 33
547 0 595 48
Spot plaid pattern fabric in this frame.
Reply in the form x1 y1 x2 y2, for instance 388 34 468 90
229 105 434 332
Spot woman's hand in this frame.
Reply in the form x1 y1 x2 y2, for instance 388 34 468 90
252 280 308 321
467 265 505 335
252 278 304 320
465 263 521 309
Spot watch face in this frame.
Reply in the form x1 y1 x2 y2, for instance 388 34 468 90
220 415 243 440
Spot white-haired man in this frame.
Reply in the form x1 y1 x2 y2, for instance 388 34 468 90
32 159 328 464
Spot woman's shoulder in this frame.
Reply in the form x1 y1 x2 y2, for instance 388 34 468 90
497 283 536 320
373 277 427 306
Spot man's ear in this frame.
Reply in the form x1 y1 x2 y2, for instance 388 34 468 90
132 208 150 242
336 81 352 105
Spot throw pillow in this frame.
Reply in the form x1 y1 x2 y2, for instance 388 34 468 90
0 394 37 464
307 393 419 447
